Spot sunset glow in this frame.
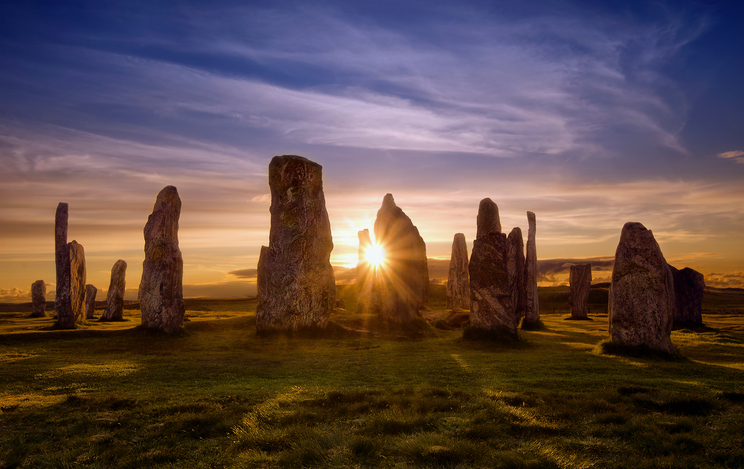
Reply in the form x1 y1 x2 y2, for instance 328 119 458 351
0 1 743 301
365 244 386 269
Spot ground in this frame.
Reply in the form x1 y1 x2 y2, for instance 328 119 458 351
0 286 743 468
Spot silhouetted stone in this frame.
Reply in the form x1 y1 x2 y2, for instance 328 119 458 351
670 266 705 325
507 227 525 319
446 233 470 310
469 232 517 337
476 198 501 238
55 202 74 328
31 280 46 318
609 222 675 354
85 284 97 319
362 193 429 323
523 211 540 328
256 155 336 332
139 186 184 333
569 264 591 319
68 240 86 324
102 260 127 321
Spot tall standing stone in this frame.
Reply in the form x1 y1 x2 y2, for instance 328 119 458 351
139 186 184 333
68 240 86 323
507 227 526 319
447 233 470 310
569 264 592 319
55 203 74 328
609 222 675 354
523 211 540 328
85 284 97 319
362 193 429 323
256 155 336 332
476 198 501 238
102 260 127 321
670 266 705 326
31 280 46 318
469 231 517 337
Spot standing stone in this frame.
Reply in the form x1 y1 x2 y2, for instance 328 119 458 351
446 233 470 310
469 231 517 337
609 222 675 354
31 280 46 318
362 193 429 323
139 186 184 333
55 202 74 328
102 260 127 321
85 284 97 319
476 198 501 238
569 264 592 319
507 227 526 319
68 241 86 324
670 266 705 326
256 155 336 332
522 211 540 328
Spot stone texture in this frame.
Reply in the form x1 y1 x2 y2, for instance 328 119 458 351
476 198 501 238
468 232 517 337
68 240 86 324
361 193 429 323
569 264 592 319
670 266 705 325
256 155 336 332
55 202 74 328
507 227 526 319
609 222 675 353
446 233 470 310
139 186 184 333
102 260 127 321
31 280 46 318
85 284 97 319
523 211 540 327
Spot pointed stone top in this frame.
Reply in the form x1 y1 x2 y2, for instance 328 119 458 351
477 198 501 239
382 193 396 209
527 211 536 223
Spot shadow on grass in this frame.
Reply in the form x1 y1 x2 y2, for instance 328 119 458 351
594 339 686 361
520 318 546 331
563 316 594 321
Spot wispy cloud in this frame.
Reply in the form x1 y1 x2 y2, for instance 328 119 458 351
718 150 744 163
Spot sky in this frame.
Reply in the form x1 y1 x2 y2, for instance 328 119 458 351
1 0 743 302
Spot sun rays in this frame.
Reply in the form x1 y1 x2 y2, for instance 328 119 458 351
365 243 386 269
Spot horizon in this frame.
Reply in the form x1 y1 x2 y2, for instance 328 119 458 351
1 1 743 302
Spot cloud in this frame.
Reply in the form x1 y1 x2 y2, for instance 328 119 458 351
718 150 744 163
704 272 744 289
0 288 30 303
228 269 258 279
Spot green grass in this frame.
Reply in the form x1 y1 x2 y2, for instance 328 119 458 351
1 285 743 468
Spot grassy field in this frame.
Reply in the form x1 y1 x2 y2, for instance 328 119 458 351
1 286 743 468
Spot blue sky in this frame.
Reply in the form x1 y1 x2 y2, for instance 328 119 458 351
1 0 743 300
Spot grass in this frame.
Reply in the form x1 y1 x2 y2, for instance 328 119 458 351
1 285 743 468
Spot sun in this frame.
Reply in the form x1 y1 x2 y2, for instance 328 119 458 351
365 244 386 268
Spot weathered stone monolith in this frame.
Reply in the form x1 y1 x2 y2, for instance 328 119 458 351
670 266 705 326
256 155 336 332
569 264 591 319
31 280 46 318
476 198 501 238
469 231 517 337
609 222 675 353
363 193 429 323
102 260 127 321
68 240 86 324
507 227 525 319
446 233 470 310
139 186 184 333
55 202 74 328
522 211 540 328
85 284 97 319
